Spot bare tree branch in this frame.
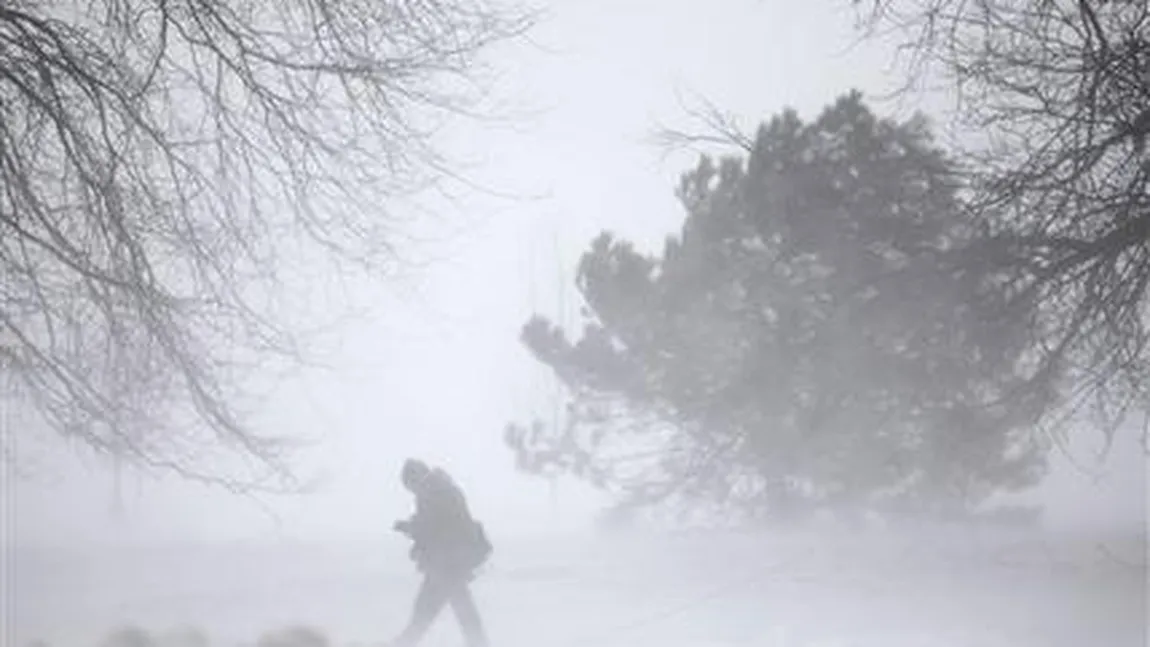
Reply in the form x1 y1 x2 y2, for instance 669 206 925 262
855 0 1150 450
0 0 536 491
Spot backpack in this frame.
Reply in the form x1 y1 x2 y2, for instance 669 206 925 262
463 520 493 572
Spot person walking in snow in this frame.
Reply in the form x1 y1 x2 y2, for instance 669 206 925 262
389 458 493 647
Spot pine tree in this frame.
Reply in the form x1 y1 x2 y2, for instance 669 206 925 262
506 92 1047 523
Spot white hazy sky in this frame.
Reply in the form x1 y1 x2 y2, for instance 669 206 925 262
8 0 1146 548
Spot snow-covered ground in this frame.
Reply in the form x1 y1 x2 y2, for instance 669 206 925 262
8 526 1147 647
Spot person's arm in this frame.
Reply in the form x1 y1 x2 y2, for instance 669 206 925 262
406 481 471 544
393 493 429 537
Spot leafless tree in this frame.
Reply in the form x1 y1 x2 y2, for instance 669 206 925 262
0 0 534 491
854 0 1150 453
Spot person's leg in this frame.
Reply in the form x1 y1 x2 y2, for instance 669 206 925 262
391 574 450 647
448 580 488 647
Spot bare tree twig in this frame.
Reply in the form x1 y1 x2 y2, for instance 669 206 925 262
855 0 1150 451
0 0 537 491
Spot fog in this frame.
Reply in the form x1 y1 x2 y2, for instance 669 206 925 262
10 521 1148 647
3 0 1147 646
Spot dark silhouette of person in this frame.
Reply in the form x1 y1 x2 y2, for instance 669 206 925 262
389 458 493 647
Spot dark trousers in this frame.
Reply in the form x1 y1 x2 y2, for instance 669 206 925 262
392 571 488 647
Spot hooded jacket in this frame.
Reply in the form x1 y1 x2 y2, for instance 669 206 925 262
402 462 492 575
